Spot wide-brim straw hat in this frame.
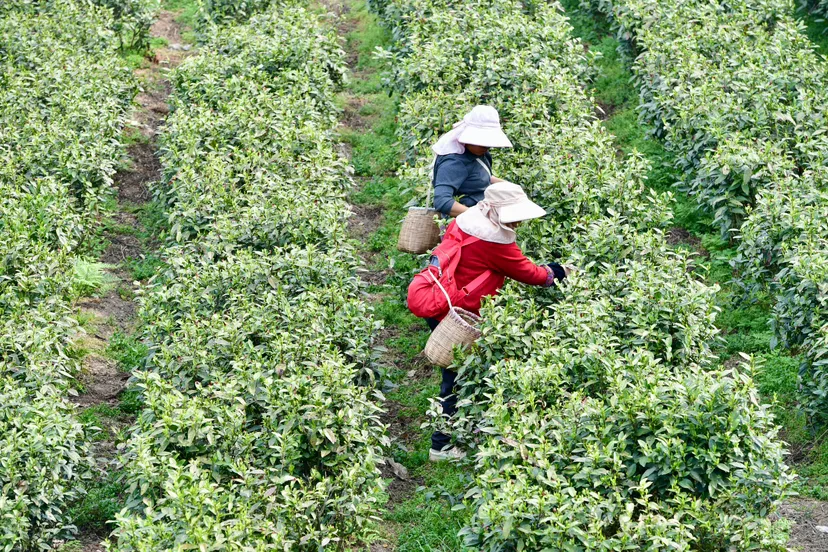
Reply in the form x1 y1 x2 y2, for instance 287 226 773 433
499 198 546 224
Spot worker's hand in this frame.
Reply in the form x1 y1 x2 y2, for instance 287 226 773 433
543 263 567 286
562 264 577 277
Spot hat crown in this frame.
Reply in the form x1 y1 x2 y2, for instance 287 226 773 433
484 181 526 207
464 105 501 129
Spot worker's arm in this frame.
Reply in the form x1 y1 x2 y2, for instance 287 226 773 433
486 242 549 286
433 157 469 216
490 175 504 184
448 201 469 216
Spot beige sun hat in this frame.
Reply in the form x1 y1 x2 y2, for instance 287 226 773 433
432 106 513 155
486 181 546 223
456 182 546 244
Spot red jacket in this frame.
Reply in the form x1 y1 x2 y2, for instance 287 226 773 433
443 221 548 316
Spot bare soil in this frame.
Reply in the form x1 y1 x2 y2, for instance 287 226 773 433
132 12 192 139
102 231 143 266
379 459 422 507
342 94 372 130
779 499 828 551
118 143 160 204
666 226 709 258
77 283 138 339
349 203 383 239
73 355 130 408
595 101 615 120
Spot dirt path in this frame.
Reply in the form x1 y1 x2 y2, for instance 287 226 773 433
778 499 828 551
69 12 191 550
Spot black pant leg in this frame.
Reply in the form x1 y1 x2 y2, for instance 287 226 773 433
425 317 440 331
431 367 457 451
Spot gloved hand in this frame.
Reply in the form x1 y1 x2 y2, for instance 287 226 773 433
543 263 567 287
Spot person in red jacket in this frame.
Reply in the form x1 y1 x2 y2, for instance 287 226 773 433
423 181 571 461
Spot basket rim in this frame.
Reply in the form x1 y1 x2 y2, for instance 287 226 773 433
448 307 482 325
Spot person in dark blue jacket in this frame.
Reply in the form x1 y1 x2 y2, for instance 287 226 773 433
431 106 513 217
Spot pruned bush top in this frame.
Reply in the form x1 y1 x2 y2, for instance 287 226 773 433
109 4 388 550
374 0 793 548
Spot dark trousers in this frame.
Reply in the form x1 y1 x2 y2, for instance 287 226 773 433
426 318 457 451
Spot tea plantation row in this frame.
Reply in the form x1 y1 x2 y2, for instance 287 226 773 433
107 2 388 549
0 0 143 548
373 0 793 548
587 0 828 423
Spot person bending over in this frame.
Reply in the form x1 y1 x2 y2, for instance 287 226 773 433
410 181 571 461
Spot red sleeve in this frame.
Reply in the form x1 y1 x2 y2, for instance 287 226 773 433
485 242 548 286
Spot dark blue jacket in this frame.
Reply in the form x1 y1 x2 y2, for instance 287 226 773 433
432 151 493 215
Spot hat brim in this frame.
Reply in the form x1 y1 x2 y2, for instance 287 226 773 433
499 200 546 224
457 126 513 149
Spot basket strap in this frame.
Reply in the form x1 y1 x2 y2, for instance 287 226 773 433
427 156 437 207
475 157 492 177
461 269 494 297
427 267 453 311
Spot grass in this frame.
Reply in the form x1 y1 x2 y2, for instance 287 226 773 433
77 403 129 441
107 331 149 372
117 387 144 416
800 7 828 56
389 464 470 551
124 253 166 281
561 0 828 500
162 0 200 33
66 469 128 534
71 402 132 536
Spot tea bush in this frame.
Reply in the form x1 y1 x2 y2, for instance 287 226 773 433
0 1 142 548
585 0 824 235
108 4 388 549
2 0 159 50
739 171 828 418
93 0 161 51
802 0 828 17
587 0 828 424
0 380 95 551
375 0 793 548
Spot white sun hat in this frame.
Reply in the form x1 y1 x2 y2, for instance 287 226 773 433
456 182 546 244
432 106 513 156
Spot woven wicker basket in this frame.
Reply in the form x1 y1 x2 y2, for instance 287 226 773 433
397 206 441 254
425 307 482 367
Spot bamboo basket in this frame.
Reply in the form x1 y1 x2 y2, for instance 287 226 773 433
425 307 482 367
397 206 441 254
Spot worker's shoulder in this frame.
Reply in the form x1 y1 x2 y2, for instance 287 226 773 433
436 153 472 165
464 235 519 250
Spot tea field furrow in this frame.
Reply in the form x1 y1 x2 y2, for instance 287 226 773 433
107 2 388 548
0 1 149 549
585 0 828 448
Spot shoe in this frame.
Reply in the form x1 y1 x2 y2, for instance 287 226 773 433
429 446 466 462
